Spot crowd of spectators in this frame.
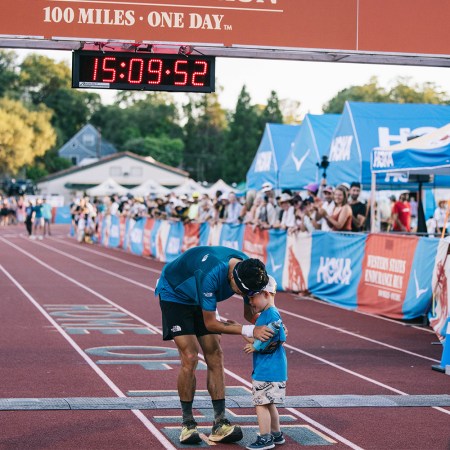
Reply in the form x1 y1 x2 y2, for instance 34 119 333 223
2 180 449 240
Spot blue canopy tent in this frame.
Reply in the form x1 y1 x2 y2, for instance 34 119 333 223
370 123 450 231
279 114 340 190
327 102 450 189
246 123 300 191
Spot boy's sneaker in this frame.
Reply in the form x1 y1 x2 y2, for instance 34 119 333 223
179 420 201 445
246 434 275 450
272 431 285 445
209 418 243 443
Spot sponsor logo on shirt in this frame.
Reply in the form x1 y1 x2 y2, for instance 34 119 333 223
202 254 209 262
203 292 214 298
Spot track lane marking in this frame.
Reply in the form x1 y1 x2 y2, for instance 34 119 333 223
0 263 176 450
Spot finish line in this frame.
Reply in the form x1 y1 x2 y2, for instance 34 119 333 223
1 395 449 411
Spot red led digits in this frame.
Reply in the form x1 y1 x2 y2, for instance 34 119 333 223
174 60 188 86
92 58 99 81
191 61 208 86
128 58 144 84
147 59 163 84
102 57 117 83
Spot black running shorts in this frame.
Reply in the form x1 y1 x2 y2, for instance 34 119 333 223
159 298 220 341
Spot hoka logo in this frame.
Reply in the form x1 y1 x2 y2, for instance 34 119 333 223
254 152 272 172
110 225 120 238
329 136 353 161
317 257 352 285
167 237 180 254
130 228 143 243
372 151 394 168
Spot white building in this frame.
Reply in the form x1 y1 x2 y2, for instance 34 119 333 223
37 152 189 203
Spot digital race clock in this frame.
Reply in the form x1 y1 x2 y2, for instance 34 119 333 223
72 50 215 93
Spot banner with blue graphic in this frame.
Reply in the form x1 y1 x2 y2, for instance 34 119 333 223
54 205 72 224
165 221 184 262
199 222 210 247
308 232 367 308
108 215 121 248
150 220 162 258
129 218 146 256
219 223 245 250
266 229 287 288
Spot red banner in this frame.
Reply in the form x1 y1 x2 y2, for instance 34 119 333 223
182 222 200 252
357 234 418 318
142 218 155 257
242 226 269 263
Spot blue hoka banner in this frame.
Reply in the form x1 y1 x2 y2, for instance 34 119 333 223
108 215 121 248
219 223 245 250
199 222 210 246
308 232 367 308
150 220 162 257
266 229 287 289
165 221 184 262
54 205 72 224
123 218 132 250
403 237 439 319
129 218 146 256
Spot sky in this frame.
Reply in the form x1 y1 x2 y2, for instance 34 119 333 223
14 48 450 118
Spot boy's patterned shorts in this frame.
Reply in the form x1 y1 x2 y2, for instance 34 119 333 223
252 380 286 406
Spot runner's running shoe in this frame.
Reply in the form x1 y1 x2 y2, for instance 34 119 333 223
179 420 201 444
209 418 243 443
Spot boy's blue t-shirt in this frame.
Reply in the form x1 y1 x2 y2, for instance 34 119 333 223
252 306 287 382
155 246 248 311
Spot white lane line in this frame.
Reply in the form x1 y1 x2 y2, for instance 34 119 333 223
48 237 161 273
0 263 176 450
277 307 439 363
50 236 435 334
2 238 362 449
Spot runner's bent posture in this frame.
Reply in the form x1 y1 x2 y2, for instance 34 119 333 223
155 246 273 444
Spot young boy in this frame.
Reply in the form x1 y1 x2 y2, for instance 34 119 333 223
244 275 287 450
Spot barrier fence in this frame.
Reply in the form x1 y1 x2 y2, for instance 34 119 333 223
52 207 449 341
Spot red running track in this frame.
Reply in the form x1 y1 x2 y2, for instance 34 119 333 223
0 225 449 450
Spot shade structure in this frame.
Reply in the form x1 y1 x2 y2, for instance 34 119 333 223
86 178 129 196
327 101 450 188
205 179 235 196
171 178 207 195
129 179 170 196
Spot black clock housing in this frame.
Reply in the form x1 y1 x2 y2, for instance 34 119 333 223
72 50 215 93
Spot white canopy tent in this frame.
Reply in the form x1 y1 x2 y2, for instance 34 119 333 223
129 179 170 197
86 178 129 196
205 179 235 196
171 178 207 196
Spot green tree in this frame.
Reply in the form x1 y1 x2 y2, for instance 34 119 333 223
0 98 56 174
182 91 228 181
223 85 263 183
0 50 20 99
389 77 450 104
322 77 390 113
260 90 284 125
124 135 184 167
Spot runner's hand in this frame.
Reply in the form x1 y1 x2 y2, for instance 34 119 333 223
253 325 274 341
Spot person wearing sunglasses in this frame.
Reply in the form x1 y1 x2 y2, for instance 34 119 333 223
155 246 274 445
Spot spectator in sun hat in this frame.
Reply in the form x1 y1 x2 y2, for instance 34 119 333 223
316 185 335 231
187 192 200 221
224 192 243 224
274 193 295 229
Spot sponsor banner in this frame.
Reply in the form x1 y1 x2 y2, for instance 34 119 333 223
97 214 104 245
207 223 223 246
142 218 155 257
154 220 171 262
282 231 311 293
129 218 146 256
219 223 245 250
357 234 417 318
53 205 72 224
199 222 210 247
403 237 448 320
429 245 450 340
119 216 128 249
182 222 200 252
266 229 287 290
242 226 269 262
108 215 121 248
309 232 366 309
165 221 184 262
150 220 162 258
